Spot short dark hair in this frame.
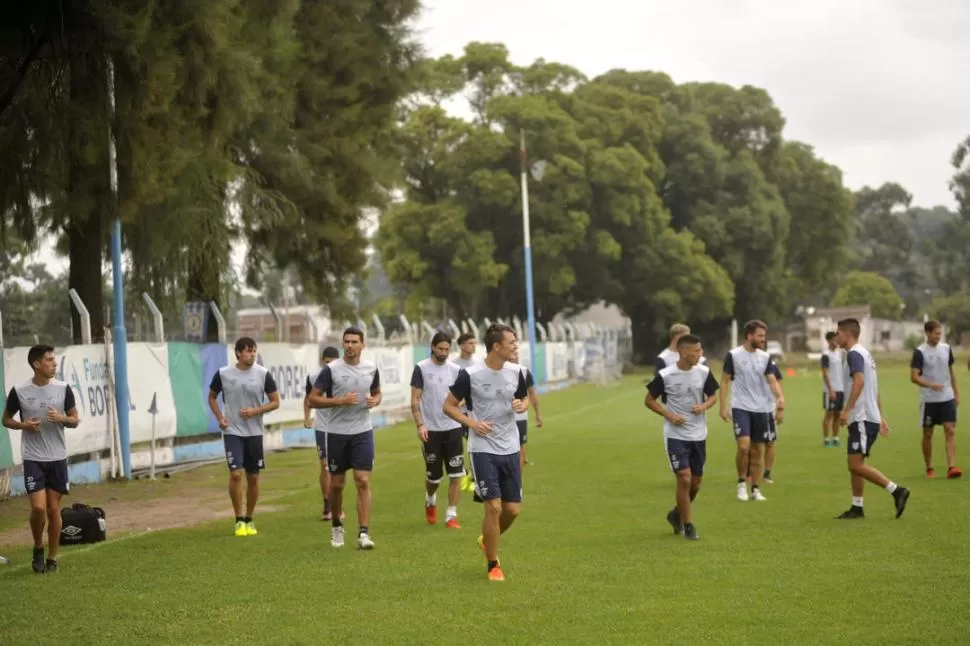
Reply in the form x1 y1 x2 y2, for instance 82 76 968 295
234 337 257 356
457 333 474 345
825 331 837 341
676 334 701 348
431 331 452 347
27 344 54 368
837 318 861 340
744 320 767 337
321 346 340 359
483 323 515 353
925 319 942 334
343 326 365 342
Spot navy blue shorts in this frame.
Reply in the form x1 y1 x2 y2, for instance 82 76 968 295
470 452 522 503
767 413 778 442
422 428 465 483
314 430 327 460
23 459 70 495
665 438 706 476
847 421 880 457
823 391 845 411
224 435 265 474
516 420 528 445
326 430 375 475
921 400 957 428
732 409 771 444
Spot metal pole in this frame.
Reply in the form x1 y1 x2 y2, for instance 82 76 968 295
68 289 92 345
106 54 132 479
447 318 460 339
398 315 412 344
466 318 479 339
519 129 538 375
372 313 386 345
268 303 283 342
208 301 227 344
141 293 164 343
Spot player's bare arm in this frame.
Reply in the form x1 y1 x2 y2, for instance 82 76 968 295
690 392 718 414
910 367 943 391
950 363 960 406
46 406 79 428
840 372 864 426
511 398 529 414
365 386 382 409
443 392 491 435
207 390 228 430
527 386 543 426
308 388 358 408
645 392 687 425
719 375 733 421
410 386 428 441
822 366 835 398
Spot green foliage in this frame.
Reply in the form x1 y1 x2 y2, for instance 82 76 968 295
831 271 904 320
930 292 970 340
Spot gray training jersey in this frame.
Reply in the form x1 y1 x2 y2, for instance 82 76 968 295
209 364 278 437
647 364 719 442
450 362 528 456
911 342 955 403
723 346 776 413
4 380 76 462
305 368 329 431
410 358 461 431
846 344 881 425
821 348 845 393
312 358 380 436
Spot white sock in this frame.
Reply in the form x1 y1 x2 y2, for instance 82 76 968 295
426 493 437 506
886 482 898 494
446 506 457 520
852 496 864 507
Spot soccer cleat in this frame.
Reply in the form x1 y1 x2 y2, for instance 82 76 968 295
488 565 505 582
461 475 475 492
445 517 461 529
737 483 749 501
893 487 911 519
44 559 57 573
477 534 485 556
683 524 700 541
947 466 962 479
234 521 247 537
357 533 375 550
331 526 345 548
764 474 775 485
245 521 258 536
832 437 841 447
926 468 936 478
425 504 437 525
751 489 767 502
322 510 331 521
823 438 832 447
31 548 45 574
835 506 865 519
666 509 684 535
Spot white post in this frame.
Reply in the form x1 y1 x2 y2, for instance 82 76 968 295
68 288 92 344
421 320 435 342
536 322 547 342
467 318 479 338
208 302 227 344
372 314 386 345
398 315 412 344
730 319 738 348
305 311 318 343
141 293 165 343
268 304 283 342
447 318 460 339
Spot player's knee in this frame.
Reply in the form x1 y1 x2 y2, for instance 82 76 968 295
944 425 956 437
228 470 244 484
675 471 691 487
29 500 45 515
923 428 934 439
353 472 370 489
484 499 502 516
503 504 520 519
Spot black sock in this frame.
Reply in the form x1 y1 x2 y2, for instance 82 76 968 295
752 485 759 491
689 489 698 502
737 477 745 484
235 516 244 523
33 546 43 555
243 516 251 523
332 517 343 528
487 559 499 571
359 525 368 536
764 470 772 479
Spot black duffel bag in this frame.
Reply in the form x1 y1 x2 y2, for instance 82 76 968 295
59 503 107 546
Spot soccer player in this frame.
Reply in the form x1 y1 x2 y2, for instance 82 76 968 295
762 361 785 484
452 333 482 491
655 323 707 373
645 334 719 541
2 345 79 573
411 332 465 528
304 345 343 520
308 327 381 550
719 320 784 502
821 331 845 448
510 347 544 471
443 323 529 582
910 319 962 479
835 317 911 519
208 337 280 537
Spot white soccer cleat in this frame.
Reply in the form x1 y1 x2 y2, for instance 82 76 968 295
751 489 767 502
330 526 345 548
737 483 749 501
357 533 375 550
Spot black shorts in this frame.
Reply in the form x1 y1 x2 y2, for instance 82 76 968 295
731 409 771 444
823 391 845 411
516 419 528 445
314 430 327 460
224 435 265 474
23 459 70 495
920 400 957 428
665 438 706 476
847 421 880 457
469 452 522 503
326 430 375 475
423 428 466 483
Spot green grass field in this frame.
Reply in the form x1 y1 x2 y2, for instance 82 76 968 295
1 363 969 645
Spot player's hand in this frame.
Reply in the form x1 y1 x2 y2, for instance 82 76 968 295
775 397 785 411
342 392 359 406
838 410 849 427
690 404 706 414
471 420 493 436
24 417 42 432
955 394 961 407
828 389 836 401
775 408 785 425
217 416 229 430
535 415 543 428
511 398 528 414
239 407 258 420
930 383 944 392
365 394 379 409
303 416 313 429
416 424 428 442
667 412 687 426
879 420 891 437
45 407 64 424
719 407 730 423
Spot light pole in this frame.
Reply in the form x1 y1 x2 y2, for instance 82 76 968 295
518 129 545 372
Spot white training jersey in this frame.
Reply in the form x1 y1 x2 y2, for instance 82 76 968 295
723 346 776 413
846 344 881 425
911 342 955 403
821 348 845 393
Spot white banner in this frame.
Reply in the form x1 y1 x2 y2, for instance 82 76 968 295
255 343 319 426
125 343 178 445
365 346 412 412
546 342 570 382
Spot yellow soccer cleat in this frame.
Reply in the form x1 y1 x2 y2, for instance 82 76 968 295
234 521 247 537
245 521 258 536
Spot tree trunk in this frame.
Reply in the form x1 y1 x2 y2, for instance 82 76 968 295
186 207 225 343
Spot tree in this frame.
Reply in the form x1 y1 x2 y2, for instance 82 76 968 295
851 183 915 284
831 271 904 320
930 292 970 341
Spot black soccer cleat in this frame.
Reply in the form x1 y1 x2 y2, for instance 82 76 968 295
666 509 684 535
31 547 45 574
835 506 865 520
44 559 57 573
893 487 911 519
683 523 700 541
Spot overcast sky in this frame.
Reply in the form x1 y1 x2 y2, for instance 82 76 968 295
416 0 969 209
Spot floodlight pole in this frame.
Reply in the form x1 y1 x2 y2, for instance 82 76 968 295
519 128 538 373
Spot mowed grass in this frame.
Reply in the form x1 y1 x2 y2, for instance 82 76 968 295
2 363 969 645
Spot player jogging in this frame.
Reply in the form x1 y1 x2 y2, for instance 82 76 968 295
411 332 465 528
2 345 80 573
821 331 845 447
645 334 719 541
208 337 281 537
510 347 543 472
443 323 529 582
719 320 784 502
308 327 381 550
835 317 911 519
304 345 343 520
452 333 482 492
910 319 962 479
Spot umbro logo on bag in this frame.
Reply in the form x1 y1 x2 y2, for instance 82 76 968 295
62 525 82 537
